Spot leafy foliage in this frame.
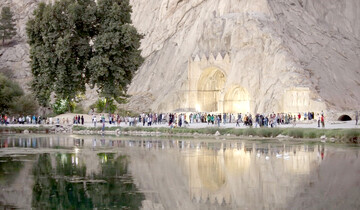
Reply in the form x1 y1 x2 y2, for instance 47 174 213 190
26 0 143 108
52 99 70 115
90 98 117 113
88 0 143 102
0 73 24 114
0 7 17 45
10 94 39 116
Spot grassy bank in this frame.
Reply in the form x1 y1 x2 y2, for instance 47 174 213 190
1 125 359 143
72 126 360 143
0 126 52 133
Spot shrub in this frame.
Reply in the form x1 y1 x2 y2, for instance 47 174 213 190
73 104 86 114
0 73 24 113
287 129 304 138
304 130 317 139
343 129 360 139
9 94 39 116
243 128 257 136
257 128 273 137
231 129 244 136
91 98 117 113
52 99 69 115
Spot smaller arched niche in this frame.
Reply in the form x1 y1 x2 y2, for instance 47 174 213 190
224 86 250 114
338 115 352 121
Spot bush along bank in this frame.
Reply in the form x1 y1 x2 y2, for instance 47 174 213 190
71 126 360 144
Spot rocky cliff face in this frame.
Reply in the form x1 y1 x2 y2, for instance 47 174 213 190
0 0 359 115
0 0 39 87
128 0 360 114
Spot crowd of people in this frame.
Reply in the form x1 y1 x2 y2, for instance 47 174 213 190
0 115 86 126
0 115 46 125
87 111 327 128
0 111 335 129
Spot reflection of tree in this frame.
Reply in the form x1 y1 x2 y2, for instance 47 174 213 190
0 157 25 185
32 153 144 209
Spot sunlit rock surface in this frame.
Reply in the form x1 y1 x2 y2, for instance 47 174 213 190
0 0 359 118
128 0 360 117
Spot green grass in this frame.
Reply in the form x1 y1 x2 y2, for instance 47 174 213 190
2 125 360 143
72 125 360 141
0 126 51 133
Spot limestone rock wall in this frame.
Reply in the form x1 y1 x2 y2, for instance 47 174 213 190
0 0 359 116
0 0 43 88
128 0 360 114
267 0 360 111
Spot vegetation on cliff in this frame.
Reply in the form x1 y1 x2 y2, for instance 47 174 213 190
0 6 16 45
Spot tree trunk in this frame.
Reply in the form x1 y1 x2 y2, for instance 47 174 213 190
104 98 108 114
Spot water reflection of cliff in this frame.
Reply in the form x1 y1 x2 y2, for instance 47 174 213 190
126 140 324 209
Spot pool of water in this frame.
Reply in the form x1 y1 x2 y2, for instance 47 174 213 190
0 134 359 209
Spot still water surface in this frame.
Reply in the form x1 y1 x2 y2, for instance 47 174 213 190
0 135 359 209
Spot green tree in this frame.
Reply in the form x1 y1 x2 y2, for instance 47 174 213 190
88 0 143 105
26 0 95 107
10 94 39 116
0 7 17 45
0 73 24 114
26 0 143 112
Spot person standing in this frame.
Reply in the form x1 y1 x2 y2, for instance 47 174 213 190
355 111 359 125
81 115 84 125
101 114 105 131
321 114 325 128
317 113 321 128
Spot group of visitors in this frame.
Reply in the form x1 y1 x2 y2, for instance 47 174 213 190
0 115 45 125
73 115 84 125
2 110 358 129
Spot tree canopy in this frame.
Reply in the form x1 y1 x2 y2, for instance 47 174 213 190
0 73 39 115
0 6 17 44
0 73 23 113
26 0 143 107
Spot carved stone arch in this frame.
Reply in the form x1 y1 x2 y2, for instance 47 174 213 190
197 67 226 112
223 85 250 113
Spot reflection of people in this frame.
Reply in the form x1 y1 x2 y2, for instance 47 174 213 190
93 139 96 148
321 146 325 160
